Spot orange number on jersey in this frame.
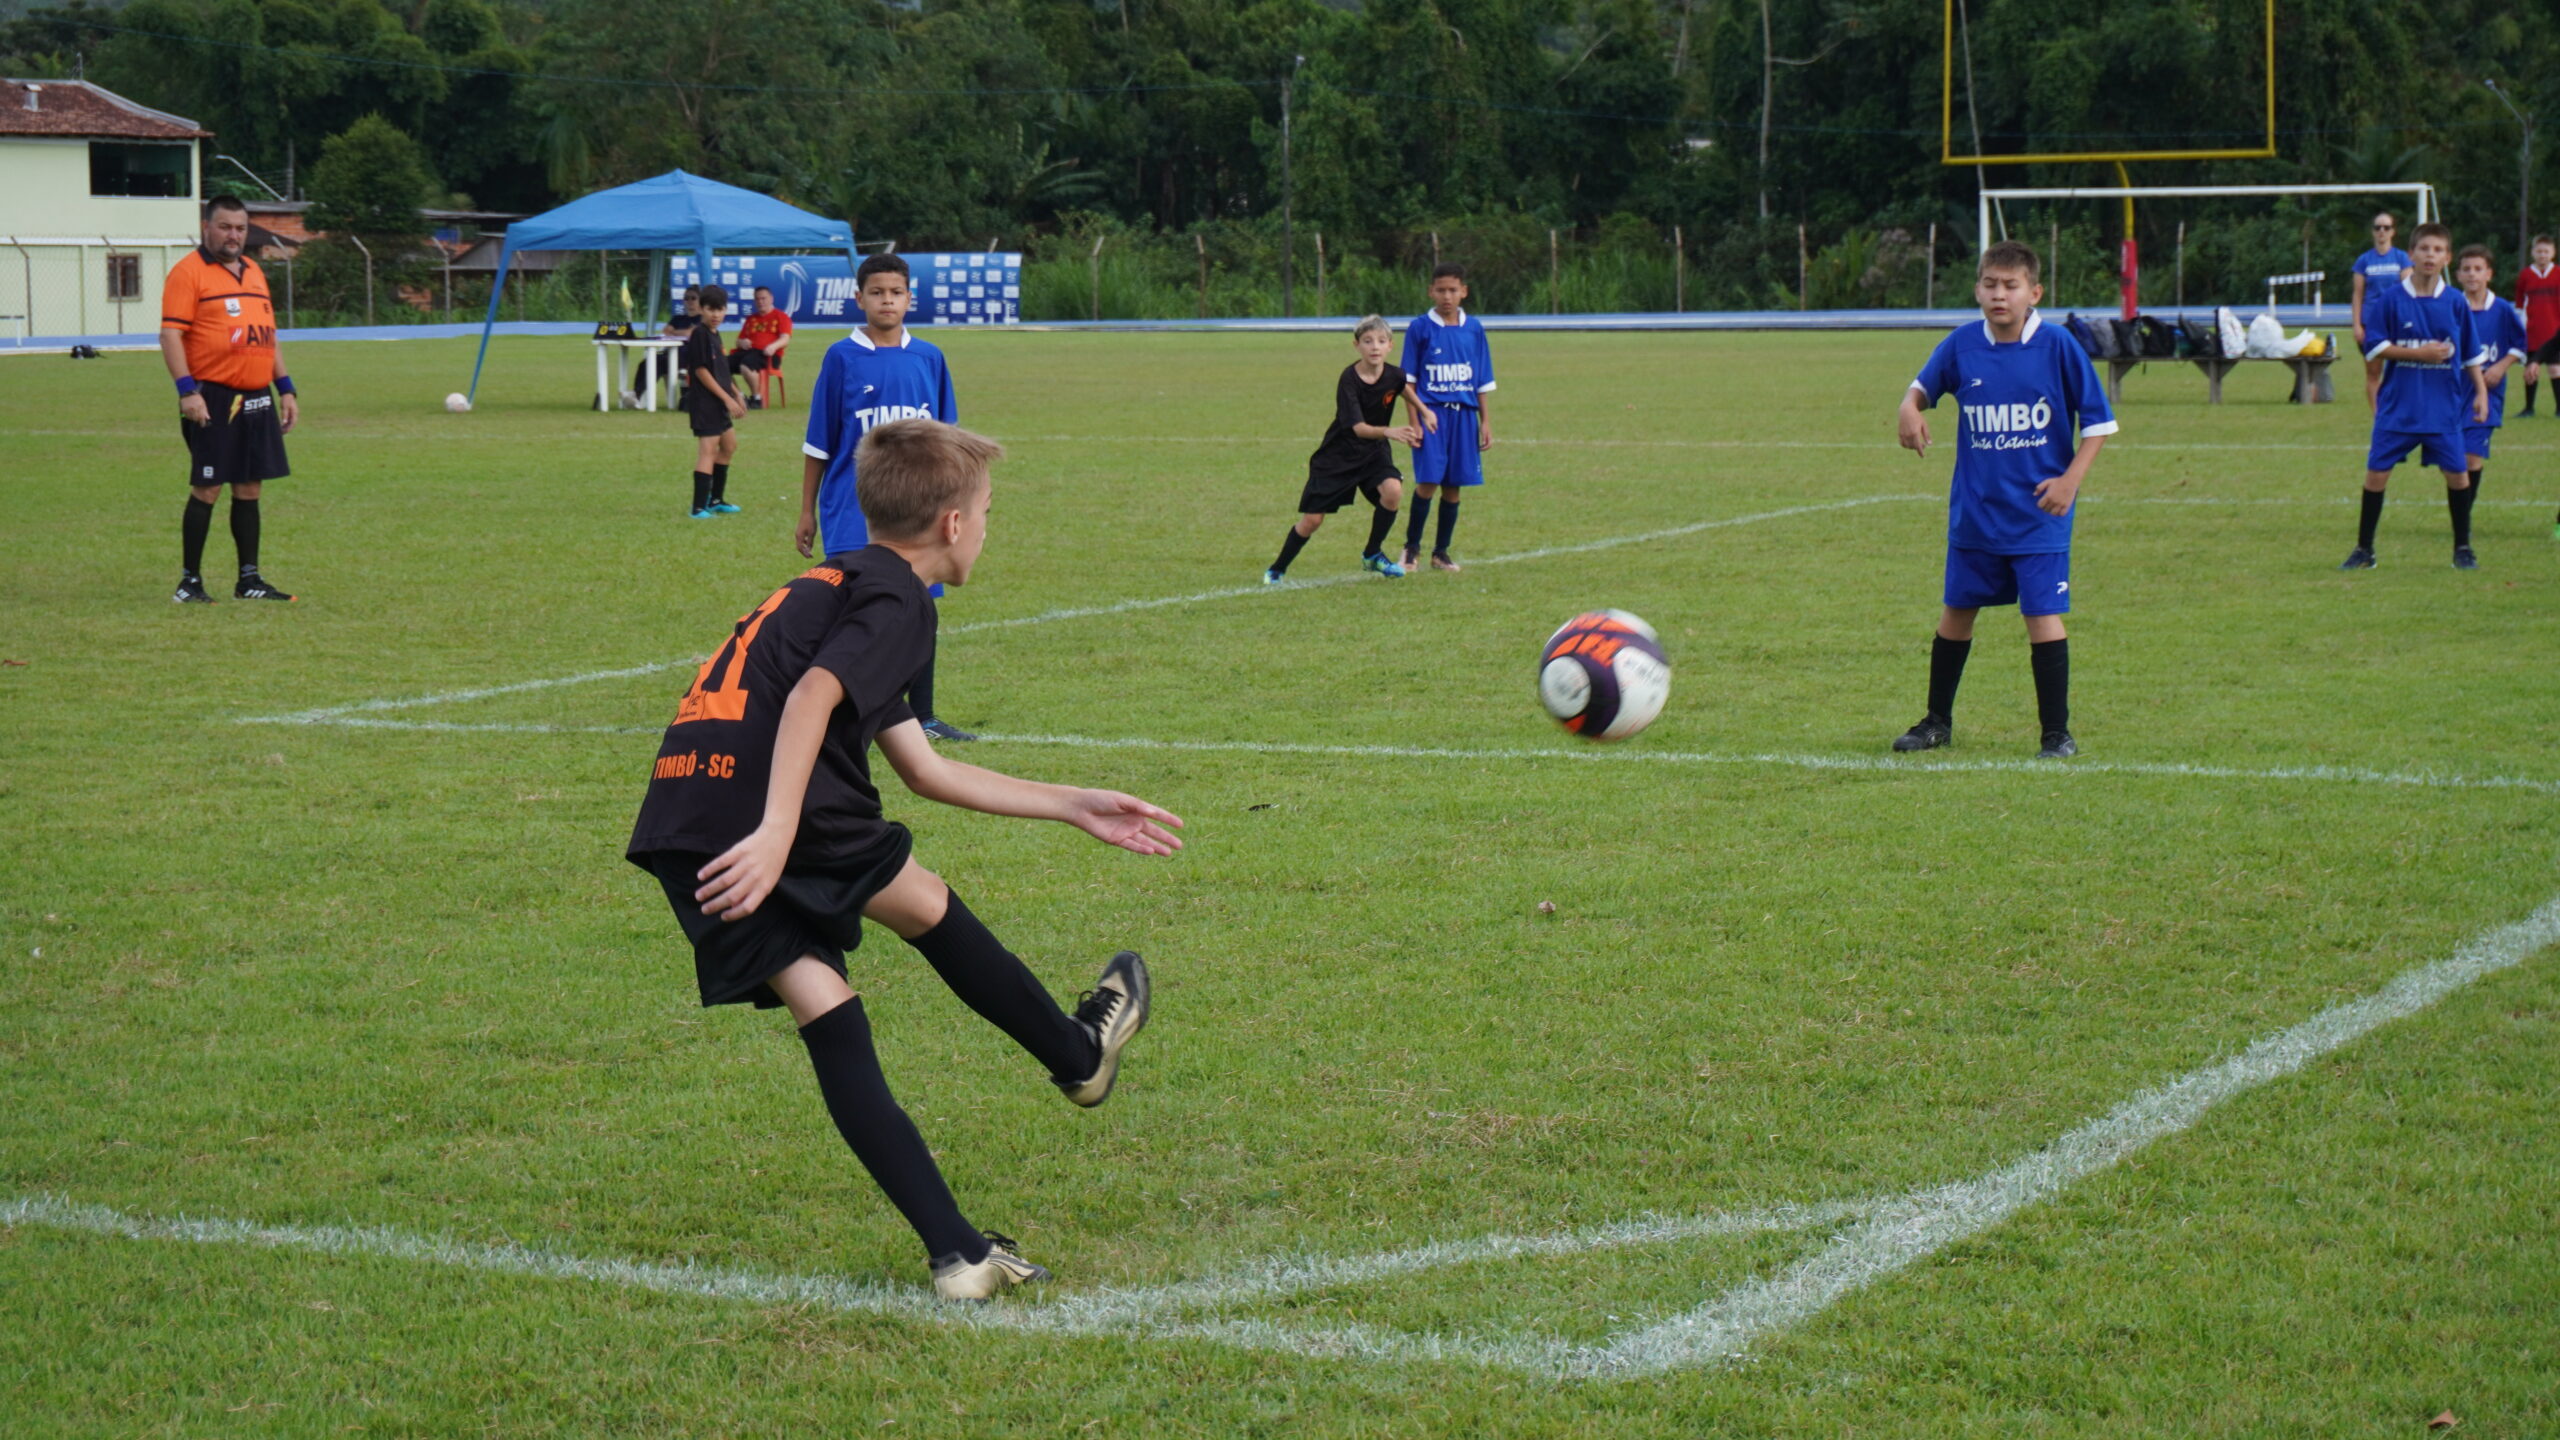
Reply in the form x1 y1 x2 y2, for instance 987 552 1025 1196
673 586 790 725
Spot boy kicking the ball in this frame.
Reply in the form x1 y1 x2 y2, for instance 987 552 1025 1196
1266 315 1426 583
628 418 1184 1300
1893 240 2115 760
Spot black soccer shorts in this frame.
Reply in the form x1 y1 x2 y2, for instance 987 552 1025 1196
182 381 290 488
639 825 913 1008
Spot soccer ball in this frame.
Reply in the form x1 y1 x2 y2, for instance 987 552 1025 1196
1539 609 1670 741
443 392 472 413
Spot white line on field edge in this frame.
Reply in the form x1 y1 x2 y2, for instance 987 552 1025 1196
13 894 2555 1377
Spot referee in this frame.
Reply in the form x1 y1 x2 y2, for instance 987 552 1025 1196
160 194 298 603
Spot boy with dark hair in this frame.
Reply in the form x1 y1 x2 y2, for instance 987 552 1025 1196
1266 315 1426 583
1893 239 2115 760
2344 222 2489 571
2513 234 2558 417
2455 244 2528 517
800 254 975 741
628 418 1182 1300
679 284 748 518
1398 264 1485 572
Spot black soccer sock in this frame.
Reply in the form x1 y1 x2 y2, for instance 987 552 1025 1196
1925 634 1971 722
228 497 261 574
2527 377 2540 413
2467 466 2484 503
2030 637 2069 736
691 471 712 513
905 889 1098 1083
710 463 730 503
180 496 213 576
797 997 986 1262
2448 480 2477 548
1433 499 1461 556
2358 489 2386 550
1364 502 1398 557
907 656 936 722
1271 526 1312 574
1404 496 1433 554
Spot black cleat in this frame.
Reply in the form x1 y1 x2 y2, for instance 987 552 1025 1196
2339 547 2377 570
234 573 296 601
172 573 214 604
1055 951 1149 1108
1892 716 1952 753
2037 730 2078 760
929 1230 1049 1301
2452 545 2479 570
919 717 978 743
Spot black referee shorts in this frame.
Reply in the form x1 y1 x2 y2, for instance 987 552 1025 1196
638 825 913 1008
2531 335 2560 366
182 381 290 488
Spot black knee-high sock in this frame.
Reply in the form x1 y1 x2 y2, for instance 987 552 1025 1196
1364 503 1397 557
2358 489 2386 550
2448 481 2476 547
904 890 1097 1082
1433 499 1461 556
710 463 730 503
2467 465 2484 502
1271 526 1312 573
1926 634 1971 722
228 497 261 574
797 997 985 1262
2526 377 2540 413
1404 496 1433 553
181 496 213 575
907 656 936 721
691 471 712 512
2030 637 2069 735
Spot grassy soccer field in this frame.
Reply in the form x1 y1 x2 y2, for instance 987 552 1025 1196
4 326 2557 1437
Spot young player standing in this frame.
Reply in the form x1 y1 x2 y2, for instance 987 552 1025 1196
1399 265 1487 572
160 195 299 603
1266 316 1425 583
1893 241 2115 760
2344 223 2489 571
628 419 1181 1300
2512 235 2559 418
2455 245 2528 516
2350 214 2413 412
679 284 748 518
799 255 975 742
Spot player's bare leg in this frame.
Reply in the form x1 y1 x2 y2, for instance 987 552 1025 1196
2344 470 2390 569
1894 605 1978 753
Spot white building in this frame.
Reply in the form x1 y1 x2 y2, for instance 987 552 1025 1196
0 78 208 342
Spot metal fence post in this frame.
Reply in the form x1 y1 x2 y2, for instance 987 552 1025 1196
1089 234 1105 321
1548 228 1560 314
1673 224 1684 313
1925 222 1936 309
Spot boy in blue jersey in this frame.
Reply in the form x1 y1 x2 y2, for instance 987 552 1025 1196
2351 214 2412 412
2344 223 2490 572
2455 245 2528 516
800 254 975 740
1894 241 2116 760
1398 265 1490 572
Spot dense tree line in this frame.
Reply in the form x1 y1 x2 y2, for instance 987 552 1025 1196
7 0 2554 316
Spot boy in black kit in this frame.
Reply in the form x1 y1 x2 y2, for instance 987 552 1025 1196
1265 315 1427 582
680 283 748 518
627 419 1184 1299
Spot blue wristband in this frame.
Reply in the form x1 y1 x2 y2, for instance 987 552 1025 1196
175 376 199 397
273 375 296 396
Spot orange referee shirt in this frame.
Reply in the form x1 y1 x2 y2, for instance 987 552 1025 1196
161 247 278 390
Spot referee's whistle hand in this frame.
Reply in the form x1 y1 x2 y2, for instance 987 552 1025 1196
179 394 210 426
279 394 299 433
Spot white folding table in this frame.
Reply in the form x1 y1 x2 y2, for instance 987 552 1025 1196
593 336 686 412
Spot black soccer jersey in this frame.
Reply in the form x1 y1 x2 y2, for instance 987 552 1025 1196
1306 362 1408 481
626 547 934 866
679 325 733 417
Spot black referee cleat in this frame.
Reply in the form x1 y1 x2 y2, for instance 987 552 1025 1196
235 572 296 601
1055 951 1149 1108
1892 715 1952 752
919 717 978 743
2037 730 2079 760
929 1231 1049 1302
2339 547 2377 570
172 573 214 604
2452 545 2479 570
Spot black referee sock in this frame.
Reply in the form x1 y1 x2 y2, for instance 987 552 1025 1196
1364 502 1398 557
907 657 936 723
2357 489 2386 550
2448 480 2477 548
180 496 213 576
1434 499 1461 557
690 471 712 513
905 889 1098 1083
2029 637 2069 736
229 497 261 574
2526 377 2539 414
796 997 985 1263
710 463 730 504
1271 526 1311 574
1404 496 1433 555
1926 634 1971 723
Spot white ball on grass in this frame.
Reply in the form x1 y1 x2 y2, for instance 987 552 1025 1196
444 392 472 413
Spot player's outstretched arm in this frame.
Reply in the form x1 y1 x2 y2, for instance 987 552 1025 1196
877 722 1184 856
1897 389 1932 455
1405 384 1438 435
695 667 843 920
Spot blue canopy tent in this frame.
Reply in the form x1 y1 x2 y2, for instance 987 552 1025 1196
464 169 856 401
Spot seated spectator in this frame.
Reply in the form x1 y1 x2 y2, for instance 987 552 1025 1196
729 285 793 406
658 285 701 393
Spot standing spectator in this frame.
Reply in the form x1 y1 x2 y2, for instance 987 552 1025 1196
730 285 793 408
2350 214 2412 411
161 194 298 603
2512 234 2559 416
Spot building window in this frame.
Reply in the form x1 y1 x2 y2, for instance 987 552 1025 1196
106 253 142 301
89 142 193 198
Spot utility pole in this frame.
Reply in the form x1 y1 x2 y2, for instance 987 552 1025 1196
1282 54 1304 318
2486 79 2534 268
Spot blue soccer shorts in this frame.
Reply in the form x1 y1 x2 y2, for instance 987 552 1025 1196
1411 403 1484 487
2463 424 2495 462
1945 546 2072 616
2367 428 2468 475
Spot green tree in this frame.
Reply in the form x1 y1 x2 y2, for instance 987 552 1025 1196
306 114 439 237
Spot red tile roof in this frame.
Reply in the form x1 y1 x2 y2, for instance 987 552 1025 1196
0 79 208 140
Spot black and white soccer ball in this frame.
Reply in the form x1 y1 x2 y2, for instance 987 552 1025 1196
1538 609 1670 742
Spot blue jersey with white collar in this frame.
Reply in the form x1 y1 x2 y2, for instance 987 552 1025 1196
2466 294 2528 425
1401 309 1495 408
805 329 958 555
2351 245 2412 300
2365 274 2482 438
1909 311 2118 554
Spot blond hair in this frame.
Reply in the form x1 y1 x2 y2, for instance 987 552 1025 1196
854 419 1002 539
1353 313 1391 340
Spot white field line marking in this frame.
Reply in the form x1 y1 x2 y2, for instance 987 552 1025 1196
1572 892 2560 1379
237 495 1924 725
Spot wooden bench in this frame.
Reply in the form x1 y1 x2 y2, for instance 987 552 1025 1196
2103 352 2338 405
